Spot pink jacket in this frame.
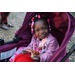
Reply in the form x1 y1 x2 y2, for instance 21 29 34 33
9 33 59 62
24 33 59 62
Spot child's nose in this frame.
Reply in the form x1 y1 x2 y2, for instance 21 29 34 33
39 30 43 34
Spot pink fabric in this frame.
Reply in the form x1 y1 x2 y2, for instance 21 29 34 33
9 47 25 61
9 33 59 62
40 34 59 62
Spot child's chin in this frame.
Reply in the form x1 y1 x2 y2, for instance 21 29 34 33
40 34 49 39
38 35 47 39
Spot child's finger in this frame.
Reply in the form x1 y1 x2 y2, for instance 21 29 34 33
22 50 27 54
31 56 40 61
31 57 38 61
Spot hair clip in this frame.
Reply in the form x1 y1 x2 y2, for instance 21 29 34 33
38 15 41 19
31 21 34 33
35 15 38 17
31 17 34 21
47 19 50 22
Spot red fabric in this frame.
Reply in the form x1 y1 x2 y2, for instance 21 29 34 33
14 54 36 62
0 12 10 23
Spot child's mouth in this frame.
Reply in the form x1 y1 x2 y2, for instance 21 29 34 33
39 34 46 38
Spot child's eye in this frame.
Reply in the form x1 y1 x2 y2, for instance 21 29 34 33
42 27 46 30
36 29 39 32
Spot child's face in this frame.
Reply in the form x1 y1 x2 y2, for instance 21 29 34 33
34 20 49 39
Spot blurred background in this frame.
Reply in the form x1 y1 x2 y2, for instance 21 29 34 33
70 12 75 17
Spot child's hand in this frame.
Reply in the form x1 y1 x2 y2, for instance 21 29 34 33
19 50 27 54
26 49 40 57
31 55 40 62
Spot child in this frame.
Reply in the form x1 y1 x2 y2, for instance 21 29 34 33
9 15 59 62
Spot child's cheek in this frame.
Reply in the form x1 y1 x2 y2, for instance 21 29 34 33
35 32 39 37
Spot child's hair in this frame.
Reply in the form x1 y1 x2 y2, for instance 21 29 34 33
30 15 51 34
34 15 49 26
